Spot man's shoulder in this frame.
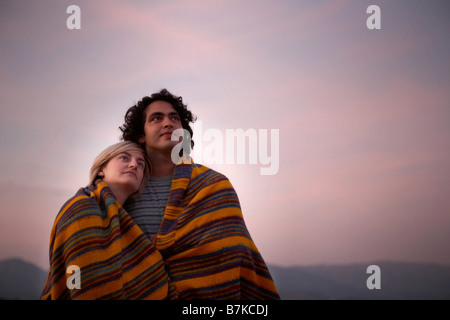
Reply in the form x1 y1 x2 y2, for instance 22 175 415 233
187 163 239 194
191 163 229 181
173 162 236 193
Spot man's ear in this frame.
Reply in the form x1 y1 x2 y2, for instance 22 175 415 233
138 135 145 144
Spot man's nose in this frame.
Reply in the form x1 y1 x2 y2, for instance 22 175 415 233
162 117 174 128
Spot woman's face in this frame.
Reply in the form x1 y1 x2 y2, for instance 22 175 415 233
100 150 146 195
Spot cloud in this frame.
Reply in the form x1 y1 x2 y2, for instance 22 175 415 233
0 182 74 269
1 0 449 268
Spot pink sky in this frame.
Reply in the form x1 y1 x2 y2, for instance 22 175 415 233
1 0 449 270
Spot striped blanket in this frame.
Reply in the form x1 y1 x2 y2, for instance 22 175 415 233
41 163 279 299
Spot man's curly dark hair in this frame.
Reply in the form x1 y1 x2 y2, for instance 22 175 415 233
119 89 196 149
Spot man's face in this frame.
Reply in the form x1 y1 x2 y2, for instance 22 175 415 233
139 100 183 154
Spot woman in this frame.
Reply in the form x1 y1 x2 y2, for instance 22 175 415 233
86 140 149 205
41 141 171 299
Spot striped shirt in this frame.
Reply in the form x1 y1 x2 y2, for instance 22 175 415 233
124 176 172 238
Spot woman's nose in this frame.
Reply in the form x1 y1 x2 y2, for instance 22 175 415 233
129 159 138 169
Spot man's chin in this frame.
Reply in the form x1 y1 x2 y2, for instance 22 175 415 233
148 142 178 153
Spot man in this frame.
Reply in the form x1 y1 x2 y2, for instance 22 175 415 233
120 89 279 299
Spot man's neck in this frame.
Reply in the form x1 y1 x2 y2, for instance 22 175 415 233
147 149 175 177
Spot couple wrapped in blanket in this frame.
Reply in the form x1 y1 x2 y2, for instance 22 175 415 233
41 161 280 300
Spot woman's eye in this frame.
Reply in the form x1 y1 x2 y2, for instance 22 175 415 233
138 162 145 168
121 155 129 161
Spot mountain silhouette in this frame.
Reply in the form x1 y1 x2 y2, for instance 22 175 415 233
0 258 48 300
1 258 450 299
268 261 450 299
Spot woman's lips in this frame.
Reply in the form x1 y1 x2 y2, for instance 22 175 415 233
123 171 137 178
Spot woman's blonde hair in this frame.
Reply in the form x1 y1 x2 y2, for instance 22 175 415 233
88 141 150 197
